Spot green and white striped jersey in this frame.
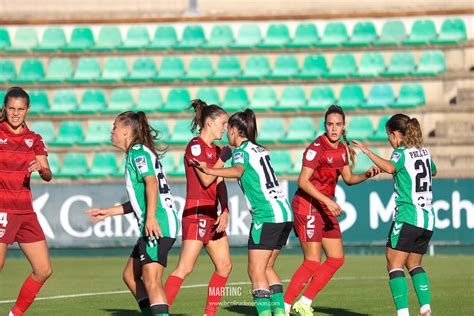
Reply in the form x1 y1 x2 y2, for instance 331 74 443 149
231 140 293 223
389 146 437 231
125 144 179 238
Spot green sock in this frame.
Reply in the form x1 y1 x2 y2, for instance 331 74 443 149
142 307 151 316
389 270 409 311
252 289 272 316
138 298 151 316
410 267 431 307
269 284 285 315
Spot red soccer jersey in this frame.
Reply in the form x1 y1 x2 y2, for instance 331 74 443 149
292 134 348 216
0 122 47 214
183 136 221 219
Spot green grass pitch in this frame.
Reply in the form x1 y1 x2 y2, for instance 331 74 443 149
1 254 473 315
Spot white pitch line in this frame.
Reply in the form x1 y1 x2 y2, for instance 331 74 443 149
0 276 386 304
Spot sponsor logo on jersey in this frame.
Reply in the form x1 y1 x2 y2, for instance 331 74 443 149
0 138 7 145
327 157 333 163
198 228 206 238
306 149 317 161
314 142 320 146
191 144 201 157
306 229 314 239
206 152 213 159
135 156 149 174
342 153 346 162
233 152 244 164
391 151 401 162
25 139 33 148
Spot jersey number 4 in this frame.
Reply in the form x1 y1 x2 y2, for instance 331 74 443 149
0 213 8 227
260 155 279 189
414 159 432 193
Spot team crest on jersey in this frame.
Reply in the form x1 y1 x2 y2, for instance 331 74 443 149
306 229 314 239
0 138 7 145
233 152 244 164
391 151 401 162
135 156 148 173
191 144 201 157
198 228 206 238
342 153 346 162
306 149 316 161
24 139 33 148
0 228 5 238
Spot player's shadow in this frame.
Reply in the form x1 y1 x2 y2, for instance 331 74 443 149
314 306 370 315
223 305 257 315
104 309 188 316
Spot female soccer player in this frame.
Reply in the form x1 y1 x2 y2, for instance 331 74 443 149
164 100 232 316
193 108 293 316
284 105 380 316
86 111 179 316
353 114 436 316
0 87 53 316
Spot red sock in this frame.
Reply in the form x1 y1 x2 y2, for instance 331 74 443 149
302 257 345 300
284 260 320 305
12 275 45 316
204 272 228 315
164 275 184 306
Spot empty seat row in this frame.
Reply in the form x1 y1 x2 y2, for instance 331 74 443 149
0 18 467 53
0 51 446 84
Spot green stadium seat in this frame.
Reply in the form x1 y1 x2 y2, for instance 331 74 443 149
41 58 73 83
30 121 55 143
382 52 415 77
210 56 241 81
149 119 171 142
0 59 16 83
345 21 377 47
269 150 292 175
286 23 319 48
202 25 234 49
82 120 112 146
289 151 304 175
250 87 277 111
50 121 84 146
147 26 178 50
32 153 60 179
346 116 374 141
162 88 191 113
69 57 101 83
125 57 157 82
259 24 290 48
196 87 220 105
97 57 129 83
84 152 118 178
62 27 94 52
368 115 390 141
136 88 163 112
307 85 336 111
182 57 213 81
175 25 205 50
6 27 38 52
413 50 446 76
112 156 126 177
306 61 329 85
267 54 299 79
154 56 185 82
403 19 437 45
159 153 176 175
392 83 425 108
47 89 78 114
0 28 11 50
74 89 106 114
282 117 315 143
0 91 4 103
338 84 365 110
238 55 270 80
275 85 306 111
355 52 385 78
28 90 50 115
103 88 135 114
353 148 379 173
58 153 89 178
362 84 394 109
11 59 44 84
33 27 66 52
91 26 122 51
169 119 194 145
324 53 357 78
170 155 186 177
316 22 348 47
375 20 406 46
223 87 248 111
316 118 326 137
259 118 285 144
433 18 467 44
230 24 262 49
119 26 150 51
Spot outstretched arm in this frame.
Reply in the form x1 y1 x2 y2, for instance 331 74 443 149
352 140 396 174
341 164 381 185
86 201 133 223
193 159 245 179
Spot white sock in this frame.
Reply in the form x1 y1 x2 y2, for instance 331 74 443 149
284 302 292 313
420 304 431 313
299 296 312 306
397 308 409 316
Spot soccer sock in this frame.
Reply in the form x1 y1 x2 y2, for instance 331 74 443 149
284 260 320 308
204 272 228 315
409 266 431 310
138 297 151 316
301 257 345 302
150 303 168 316
164 275 184 306
252 289 272 316
389 269 409 312
11 275 45 316
269 284 285 315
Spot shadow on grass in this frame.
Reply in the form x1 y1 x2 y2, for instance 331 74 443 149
223 304 257 315
314 306 370 315
104 309 190 316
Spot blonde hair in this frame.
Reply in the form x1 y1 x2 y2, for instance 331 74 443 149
386 114 424 149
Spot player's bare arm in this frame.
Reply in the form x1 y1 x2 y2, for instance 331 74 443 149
193 159 245 179
352 140 396 174
341 164 381 185
29 155 52 182
143 175 162 239
215 179 229 233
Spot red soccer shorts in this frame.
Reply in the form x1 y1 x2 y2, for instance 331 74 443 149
0 212 45 245
182 217 226 245
293 210 341 242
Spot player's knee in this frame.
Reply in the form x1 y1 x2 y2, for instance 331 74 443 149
217 260 232 276
35 266 52 282
326 257 345 272
176 263 194 277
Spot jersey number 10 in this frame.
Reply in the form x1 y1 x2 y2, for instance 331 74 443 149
260 155 279 189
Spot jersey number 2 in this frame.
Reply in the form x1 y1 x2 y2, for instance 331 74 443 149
260 155 279 189
415 159 432 193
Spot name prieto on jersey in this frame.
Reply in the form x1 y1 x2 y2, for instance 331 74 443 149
408 148 429 159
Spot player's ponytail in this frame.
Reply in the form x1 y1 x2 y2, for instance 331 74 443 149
189 99 226 134
325 105 356 168
342 129 356 169
228 108 263 147
386 113 424 149
1 87 30 123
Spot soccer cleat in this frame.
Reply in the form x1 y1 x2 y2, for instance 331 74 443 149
6 311 14 316
292 301 314 316
419 310 432 316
